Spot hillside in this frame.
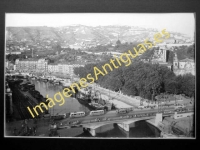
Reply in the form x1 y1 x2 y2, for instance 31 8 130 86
6 25 192 48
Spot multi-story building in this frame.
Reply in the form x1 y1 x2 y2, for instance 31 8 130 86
15 58 85 75
57 63 74 74
151 47 173 71
37 59 48 73
56 63 84 75
54 65 59 73
48 64 57 73
15 58 48 73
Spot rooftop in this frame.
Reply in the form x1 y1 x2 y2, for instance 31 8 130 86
179 58 194 62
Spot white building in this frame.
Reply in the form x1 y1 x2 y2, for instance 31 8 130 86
57 64 74 74
15 58 48 73
37 59 48 73
48 64 57 73
55 63 85 74
10 51 22 55
173 54 195 75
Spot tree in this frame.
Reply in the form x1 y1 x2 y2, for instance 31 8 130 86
178 74 195 97
116 40 121 45
73 56 195 100
187 44 195 59
165 80 178 94
167 51 174 64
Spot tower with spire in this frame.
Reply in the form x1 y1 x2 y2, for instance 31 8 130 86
173 52 179 69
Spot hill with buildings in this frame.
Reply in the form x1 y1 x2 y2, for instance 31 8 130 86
6 25 193 52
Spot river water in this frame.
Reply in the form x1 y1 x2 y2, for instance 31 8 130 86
32 80 160 138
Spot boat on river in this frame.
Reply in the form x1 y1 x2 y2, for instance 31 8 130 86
88 102 105 110
77 92 91 104
30 77 36 80
39 76 48 82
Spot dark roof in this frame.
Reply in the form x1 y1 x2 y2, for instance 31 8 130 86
179 58 194 62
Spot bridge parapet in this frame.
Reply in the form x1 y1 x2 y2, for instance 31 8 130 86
59 108 194 130
174 112 193 119
81 117 155 136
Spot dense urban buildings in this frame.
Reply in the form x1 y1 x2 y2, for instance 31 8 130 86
14 58 84 75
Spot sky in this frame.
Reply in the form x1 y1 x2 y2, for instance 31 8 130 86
6 13 195 38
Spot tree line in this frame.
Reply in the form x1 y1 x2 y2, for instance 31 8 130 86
74 60 195 100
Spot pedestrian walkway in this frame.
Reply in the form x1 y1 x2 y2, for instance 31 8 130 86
88 83 141 107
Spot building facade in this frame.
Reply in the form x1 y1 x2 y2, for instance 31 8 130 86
173 53 195 75
151 47 167 63
151 47 172 70
36 59 48 73
57 64 83 75
15 58 48 73
15 58 85 75
48 64 57 73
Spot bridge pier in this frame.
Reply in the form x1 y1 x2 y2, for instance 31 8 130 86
83 127 96 137
117 126 129 137
155 113 163 126
117 123 130 132
88 128 96 137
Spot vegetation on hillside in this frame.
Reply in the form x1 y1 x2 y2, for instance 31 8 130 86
74 60 195 100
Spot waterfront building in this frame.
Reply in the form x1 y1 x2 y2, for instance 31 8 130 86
48 64 57 73
54 65 59 73
15 58 85 75
57 63 78 74
37 58 48 73
16 59 36 72
15 58 48 73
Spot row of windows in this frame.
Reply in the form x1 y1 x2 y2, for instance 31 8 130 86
17 64 46 66
17 67 47 69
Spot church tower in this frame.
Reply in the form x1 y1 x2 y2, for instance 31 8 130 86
173 52 179 69
162 49 167 62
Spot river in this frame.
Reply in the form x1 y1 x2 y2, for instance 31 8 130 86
32 80 161 138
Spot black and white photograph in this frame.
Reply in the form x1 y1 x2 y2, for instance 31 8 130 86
4 13 195 138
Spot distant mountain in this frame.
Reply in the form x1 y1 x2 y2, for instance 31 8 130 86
6 25 191 46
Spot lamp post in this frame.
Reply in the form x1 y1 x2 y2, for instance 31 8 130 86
175 88 177 105
163 93 166 111
109 88 110 100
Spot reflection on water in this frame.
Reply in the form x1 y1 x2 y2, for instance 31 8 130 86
31 80 90 115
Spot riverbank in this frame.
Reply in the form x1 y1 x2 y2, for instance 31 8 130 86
146 115 194 138
6 117 86 137
30 72 193 108
87 83 193 108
